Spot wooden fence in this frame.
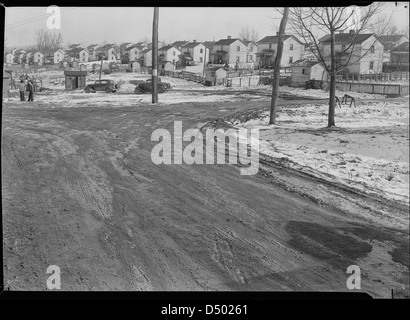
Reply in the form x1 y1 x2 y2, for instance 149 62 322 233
164 70 206 84
335 81 409 96
337 71 409 82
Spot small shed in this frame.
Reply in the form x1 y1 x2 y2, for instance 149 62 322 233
64 70 87 90
205 67 227 86
290 60 326 88
128 61 141 72
158 61 175 75
79 64 87 71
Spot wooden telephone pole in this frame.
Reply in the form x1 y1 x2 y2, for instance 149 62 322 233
152 7 159 103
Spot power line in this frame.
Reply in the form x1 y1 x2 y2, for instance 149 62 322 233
6 7 77 30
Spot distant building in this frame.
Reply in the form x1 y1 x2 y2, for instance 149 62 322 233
64 70 87 90
319 30 384 74
243 40 257 64
54 49 65 64
95 44 117 61
257 33 304 68
87 44 100 61
180 41 210 65
158 45 181 65
125 45 142 62
210 36 247 67
141 49 152 67
6 53 14 64
67 48 89 63
33 52 44 65
378 35 408 63
390 42 409 69
172 40 190 51
204 66 228 86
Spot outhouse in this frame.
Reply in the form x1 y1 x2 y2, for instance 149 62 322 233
64 70 87 90
205 67 227 86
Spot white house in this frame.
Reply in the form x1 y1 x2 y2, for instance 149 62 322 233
33 52 44 65
244 40 257 64
210 36 248 68
319 31 384 74
257 34 304 68
95 44 117 61
142 49 152 67
180 41 209 64
54 49 65 64
68 48 89 63
158 45 181 65
125 45 141 62
6 53 14 64
87 44 100 61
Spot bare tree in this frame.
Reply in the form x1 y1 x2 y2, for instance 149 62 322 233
367 13 399 36
269 8 289 124
239 26 259 43
287 5 383 127
35 29 63 52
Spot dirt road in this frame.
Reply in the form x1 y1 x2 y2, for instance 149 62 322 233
2 98 408 297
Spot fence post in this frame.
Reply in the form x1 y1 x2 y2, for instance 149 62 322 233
372 84 374 94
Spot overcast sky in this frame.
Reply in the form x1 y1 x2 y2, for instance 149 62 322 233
5 3 409 48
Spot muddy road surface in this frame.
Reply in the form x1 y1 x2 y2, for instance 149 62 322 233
2 99 408 297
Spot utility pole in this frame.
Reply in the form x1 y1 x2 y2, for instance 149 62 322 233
202 45 207 77
152 7 159 104
99 53 104 80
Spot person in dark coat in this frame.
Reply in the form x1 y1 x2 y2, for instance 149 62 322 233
19 80 26 101
27 80 34 102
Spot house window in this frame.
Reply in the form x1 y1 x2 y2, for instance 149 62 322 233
370 45 375 53
289 57 293 63
269 44 272 49
290 44 293 51
173 51 176 56
200 48 203 53
302 69 306 74
249 55 253 61
369 61 374 70
200 57 203 63
342 44 346 51
237 46 240 51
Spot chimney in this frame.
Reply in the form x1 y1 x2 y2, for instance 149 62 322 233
227 36 231 39
349 30 355 35
193 40 196 43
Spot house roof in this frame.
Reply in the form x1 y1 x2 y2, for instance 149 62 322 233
320 33 374 45
87 44 99 49
378 35 407 50
69 44 82 48
141 48 151 54
243 40 256 46
257 35 303 45
126 44 143 51
172 40 190 47
181 42 203 49
159 45 178 52
391 42 409 52
97 44 115 51
213 38 243 46
203 41 215 49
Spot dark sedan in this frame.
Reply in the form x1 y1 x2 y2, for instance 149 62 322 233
84 80 117 93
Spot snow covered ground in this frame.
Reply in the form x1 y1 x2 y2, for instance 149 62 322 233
231 101 409 208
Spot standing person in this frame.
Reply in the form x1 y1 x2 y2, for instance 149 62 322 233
27 80 34 102
19 80 26 101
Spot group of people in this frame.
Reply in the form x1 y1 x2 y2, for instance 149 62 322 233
18 79 35 102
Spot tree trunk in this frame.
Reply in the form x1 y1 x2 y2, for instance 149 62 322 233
269 7 289 125
328 28 336 128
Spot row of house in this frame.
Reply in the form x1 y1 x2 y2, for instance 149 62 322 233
5 33 408 74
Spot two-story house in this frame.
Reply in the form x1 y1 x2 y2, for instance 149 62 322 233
180 41 209 65
33 52 44 65
95 44 117 61
390 42 409 69
141 48 152 67
319 31 384 74
158 45 181 65
125 44 142 62
378 34 408 64
256 33 304 68
210 36 247 67
54 49 65 64
87 44 100 61
6 53 14 64
243 40 257 64
67 48 89 63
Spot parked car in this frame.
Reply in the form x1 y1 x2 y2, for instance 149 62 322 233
84 79 117 93
134 77 171 94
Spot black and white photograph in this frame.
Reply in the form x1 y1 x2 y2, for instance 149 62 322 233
1 2 409 302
